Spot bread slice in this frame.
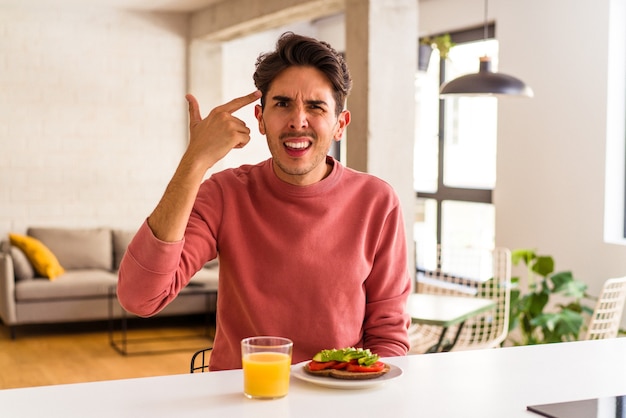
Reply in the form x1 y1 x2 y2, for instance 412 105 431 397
303 362 390 380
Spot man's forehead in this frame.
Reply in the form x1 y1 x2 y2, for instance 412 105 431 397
267 66 334 99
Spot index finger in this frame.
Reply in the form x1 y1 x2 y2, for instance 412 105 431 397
219 90 262 114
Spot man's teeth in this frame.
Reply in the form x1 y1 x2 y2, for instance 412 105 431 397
285 142 309 149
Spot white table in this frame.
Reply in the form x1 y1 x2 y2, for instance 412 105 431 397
407 293 496 352
2 338 626 417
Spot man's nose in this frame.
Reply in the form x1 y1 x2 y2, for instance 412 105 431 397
288 106 309 129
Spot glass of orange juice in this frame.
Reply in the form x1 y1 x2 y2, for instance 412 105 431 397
241 336 293 399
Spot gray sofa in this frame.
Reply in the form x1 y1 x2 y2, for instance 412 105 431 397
0 227 218 338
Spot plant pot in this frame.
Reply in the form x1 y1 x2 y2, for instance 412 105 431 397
418 44 433 72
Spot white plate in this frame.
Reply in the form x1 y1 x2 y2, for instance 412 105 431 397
291 361 403 390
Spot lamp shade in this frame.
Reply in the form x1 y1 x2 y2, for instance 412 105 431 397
440 56 533 98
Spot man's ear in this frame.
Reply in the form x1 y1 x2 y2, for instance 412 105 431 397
255 104 266 135
334 110 351 141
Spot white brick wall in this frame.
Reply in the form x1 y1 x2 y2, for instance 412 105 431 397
0 8 189 236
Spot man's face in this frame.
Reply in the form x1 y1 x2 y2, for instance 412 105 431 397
254 65 350 186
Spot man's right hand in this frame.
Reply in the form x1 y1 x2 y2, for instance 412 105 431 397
184 91 261 171
146 91 262 243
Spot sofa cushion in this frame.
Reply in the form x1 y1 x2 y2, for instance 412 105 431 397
10 245 35 282
112 229 135 270
9 233 65 280
15 270 118 301
28 227 113 271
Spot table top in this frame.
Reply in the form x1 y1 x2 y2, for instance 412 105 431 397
407 293 497 327
2 338 626 418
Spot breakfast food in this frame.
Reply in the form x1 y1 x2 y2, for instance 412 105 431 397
303 348 390 380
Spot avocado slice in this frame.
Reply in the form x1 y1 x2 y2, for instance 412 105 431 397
312 347 379 366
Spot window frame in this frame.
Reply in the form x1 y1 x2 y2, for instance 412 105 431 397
416 24 496 245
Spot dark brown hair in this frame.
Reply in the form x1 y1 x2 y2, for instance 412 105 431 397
253 32 352 117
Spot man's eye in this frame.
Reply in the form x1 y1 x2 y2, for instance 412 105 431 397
276 101 288 107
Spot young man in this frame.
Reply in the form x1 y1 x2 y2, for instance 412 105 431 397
117 32 411 371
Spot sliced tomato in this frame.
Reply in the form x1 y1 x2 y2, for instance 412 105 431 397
345 361 385 373
329 361 349 369
307 361 337 371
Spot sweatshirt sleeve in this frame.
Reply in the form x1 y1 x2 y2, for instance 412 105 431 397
362 203 412 358
116 220 188 317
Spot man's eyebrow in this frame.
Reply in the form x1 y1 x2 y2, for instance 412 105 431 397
271 95 292 102
270 95 329 107
306 99 328 107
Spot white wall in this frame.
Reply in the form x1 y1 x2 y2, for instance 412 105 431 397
0 7 189 235
420 0 626 303
497 0 626 300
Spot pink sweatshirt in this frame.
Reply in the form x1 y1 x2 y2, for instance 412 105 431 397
118 157 411 370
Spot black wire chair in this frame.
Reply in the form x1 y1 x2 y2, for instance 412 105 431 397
190 347 213 373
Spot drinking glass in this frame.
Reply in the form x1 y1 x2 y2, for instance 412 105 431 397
241 336 293 399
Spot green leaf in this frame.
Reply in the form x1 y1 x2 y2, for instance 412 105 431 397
555 309 584 337
549 310 584 342
531 312 559 331
582 305 594 315
511 249 536 266
550 271 574 288
525 292 549 316
510 288 521 304
532 310 584 343
550 273 587 298
531 256 554 277
560 301 583 314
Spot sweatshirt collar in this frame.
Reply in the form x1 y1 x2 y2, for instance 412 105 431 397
264 156 342 197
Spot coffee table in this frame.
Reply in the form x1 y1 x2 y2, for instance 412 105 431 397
107 284 217 355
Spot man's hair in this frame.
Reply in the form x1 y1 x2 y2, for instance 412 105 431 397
253 32 352 117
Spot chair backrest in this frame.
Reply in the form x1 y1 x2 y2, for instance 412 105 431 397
190 347 213 373
412 246 511 352
584 277 626 340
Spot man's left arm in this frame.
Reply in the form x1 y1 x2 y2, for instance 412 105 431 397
363 204 412 357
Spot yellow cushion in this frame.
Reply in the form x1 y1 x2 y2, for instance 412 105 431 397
8 233 65 280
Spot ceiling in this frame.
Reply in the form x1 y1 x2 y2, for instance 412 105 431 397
0 0 224 12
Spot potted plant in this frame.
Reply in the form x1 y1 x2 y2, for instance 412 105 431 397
418 34 455 71
507 249 594 345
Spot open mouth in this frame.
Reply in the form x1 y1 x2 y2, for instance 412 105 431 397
284 140 311 156
285 141 311 150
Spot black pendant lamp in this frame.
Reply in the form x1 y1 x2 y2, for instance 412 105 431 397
439 0 533 98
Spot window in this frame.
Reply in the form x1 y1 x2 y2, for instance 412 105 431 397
414 26 498 268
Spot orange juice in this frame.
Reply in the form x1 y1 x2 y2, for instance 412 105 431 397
242 352 291 399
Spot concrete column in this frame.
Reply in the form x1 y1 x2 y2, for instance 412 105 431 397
344 0 418 279
187 39 228 176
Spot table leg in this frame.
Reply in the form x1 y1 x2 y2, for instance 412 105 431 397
424 320 467 353
108 285 129 355
441 321 466 352
425 327 450 353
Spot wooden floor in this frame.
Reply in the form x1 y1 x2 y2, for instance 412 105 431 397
0 316 213 390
